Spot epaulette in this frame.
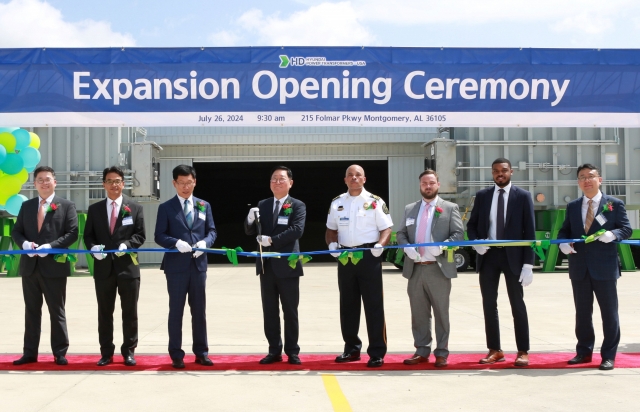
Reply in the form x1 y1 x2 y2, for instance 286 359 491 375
371 194 381 200
332 195 342 201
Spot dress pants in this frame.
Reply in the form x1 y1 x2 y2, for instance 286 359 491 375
21 264 69 358
479 248 529 352
260 260 300 356
407 263 451 358
337 251 387 359
571 270 620 360
94 270 140 358
165 264 208 360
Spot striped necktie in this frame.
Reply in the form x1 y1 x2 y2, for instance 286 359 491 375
184 199 193 229
584 199 594 232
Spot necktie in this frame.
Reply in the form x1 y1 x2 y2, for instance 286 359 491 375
184 199 193 229
37 199 46 232
585 199 594 233
496 189 505 240
273 200 280 226
109 201 118 234
416 202 431 256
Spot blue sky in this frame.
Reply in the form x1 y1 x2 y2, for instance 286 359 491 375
1 0 639 48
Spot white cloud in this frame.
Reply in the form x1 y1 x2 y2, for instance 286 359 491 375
0 0 135 47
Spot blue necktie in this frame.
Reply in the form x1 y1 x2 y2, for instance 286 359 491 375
184 199 193 229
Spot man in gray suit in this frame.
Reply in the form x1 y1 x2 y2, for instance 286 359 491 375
396 169 464 367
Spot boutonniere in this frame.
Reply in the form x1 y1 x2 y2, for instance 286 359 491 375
602 201 613 213
121 205 132 217
363 201 377 210
46 203 60 213
282 202 292 215
434 206 443 218
196 201 206 213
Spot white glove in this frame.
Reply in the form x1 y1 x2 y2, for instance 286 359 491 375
426 246 442 256
598 231 616 244
91 244 106 260
370 243 384 257
519 264 534 287
36 244 52 258
559 243 576 255
193 240 206 258
175 239 192 253
473 240 490 255
403 247 420 261
246 207 260 224
115 243 127 257
22 241 38 258
328 242 340 258
256 235 271 247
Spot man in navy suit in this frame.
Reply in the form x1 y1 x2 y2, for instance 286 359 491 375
557 163 632 371
244 166 306 365
467 158 536 367
154 165 217 369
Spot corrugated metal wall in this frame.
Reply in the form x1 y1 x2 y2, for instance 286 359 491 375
388 157 426 229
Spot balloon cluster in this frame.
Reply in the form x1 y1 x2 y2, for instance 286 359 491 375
0 127 42 216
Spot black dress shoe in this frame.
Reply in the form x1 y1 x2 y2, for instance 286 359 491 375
55 355 68 366
335 352 361 363
172 358 185 369
288 354 302 365
599 359 615 371
13 356 37 366
96 356 113 366
195 356 214 366
367 357 384 368
259 354 283 364
568 354 592 365
124 356 136 367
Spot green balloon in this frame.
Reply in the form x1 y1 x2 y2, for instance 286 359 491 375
0 132 16 152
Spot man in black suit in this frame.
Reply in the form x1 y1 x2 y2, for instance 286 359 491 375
84 166 146 367
557 163 632 371
244 166 306 365
154 165 217 369
467 158 536 367
11 166 79 366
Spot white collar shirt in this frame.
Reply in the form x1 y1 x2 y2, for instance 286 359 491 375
581 190 602 225
38 193 55 208
273 195 289 216
106 195 123 226
488 182 511 240
415 196 440 261
177 194 194 215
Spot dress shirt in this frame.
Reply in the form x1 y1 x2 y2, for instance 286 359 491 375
177 194 194 217
272 195 289 216
415 196 440 261
488 182 511 240
106 195 123 227
581 190 602 226
38 193 56 209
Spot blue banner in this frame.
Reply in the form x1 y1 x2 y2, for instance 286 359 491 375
0 47 639 127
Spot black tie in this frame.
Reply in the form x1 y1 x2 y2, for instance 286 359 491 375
496 189 505 240
273 200 280 226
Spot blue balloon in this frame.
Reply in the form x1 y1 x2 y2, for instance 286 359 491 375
0 144 5 165
0 204 5 210
5 194 28 216
12 129 31 150
19 147 41 169
0 153 24 174
0 127 18 133
25 165 36 172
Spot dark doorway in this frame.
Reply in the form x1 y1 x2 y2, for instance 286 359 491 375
193 160 389 263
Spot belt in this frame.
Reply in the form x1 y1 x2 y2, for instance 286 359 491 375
415 261 437 265
340 243 376 249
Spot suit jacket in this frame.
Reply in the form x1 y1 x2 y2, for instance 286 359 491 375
83 195 146 279
12 195 79 278
396 198 464 279
244 196 306 277
557 194 631 281
154 195 217 273
467 185 536 275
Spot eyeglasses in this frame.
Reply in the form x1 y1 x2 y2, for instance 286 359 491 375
175 181 195 187
104 179 123 185
270 178 289 184
35 178 53 184
577 176 599 182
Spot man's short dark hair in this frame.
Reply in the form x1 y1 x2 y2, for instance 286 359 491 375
577 163 600 177
173 164 196 180
33 166 55 179
418 169 439 182
492 158 512 169
103 166 125 181
271 166 292 180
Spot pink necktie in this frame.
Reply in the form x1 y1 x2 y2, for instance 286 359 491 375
37 199 46 232
110 201 117 234
416 202 431 256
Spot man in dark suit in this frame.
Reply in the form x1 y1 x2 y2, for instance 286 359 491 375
11 166 78 366
244 166 306 365
154 164 217 369
84 166 146 367
557 163 632 371
467 158 536 367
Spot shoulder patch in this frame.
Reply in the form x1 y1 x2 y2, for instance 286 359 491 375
382 203 389 214
371 194 381 200
332 195 341 201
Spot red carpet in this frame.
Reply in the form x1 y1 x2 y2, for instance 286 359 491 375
1 353 640 371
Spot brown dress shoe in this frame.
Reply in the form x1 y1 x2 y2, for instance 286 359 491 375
514 351 529 367
479 349 505 364
403 354 429 365
435 356 448 367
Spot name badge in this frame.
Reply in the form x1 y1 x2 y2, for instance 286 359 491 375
122 216 133 226
406 218 415 226
198 212 206 221
277 216 289 225
595 214 607 225
339 217 350 226
337 205 344 211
